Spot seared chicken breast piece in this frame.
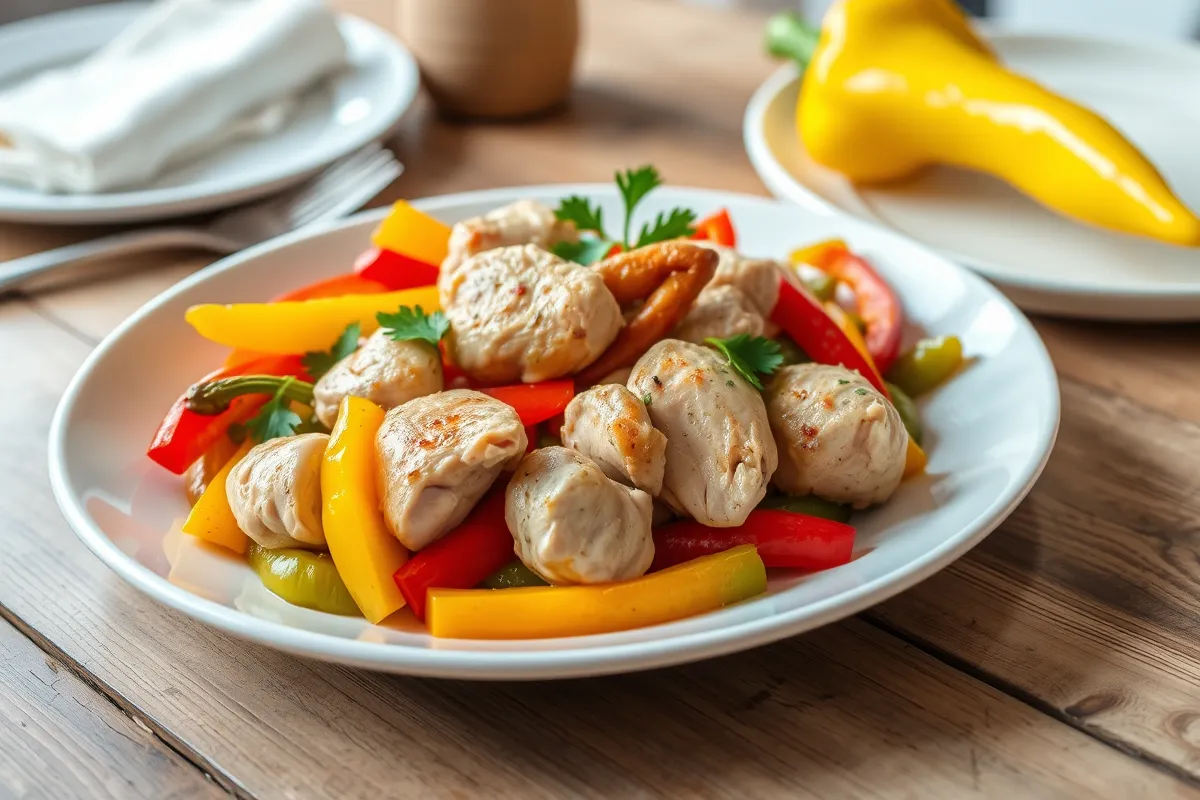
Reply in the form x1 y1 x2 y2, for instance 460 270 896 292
442 199 578 278
312 329 443 428
506 447 654 585
673 284 766 344
227 433 329 550
692 241 783 317
561 384 667 495
375 390 527 550
440 244 623 384
765 364 906 508
627 339 777 526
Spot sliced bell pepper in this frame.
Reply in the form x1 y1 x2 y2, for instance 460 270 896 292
184 434 240 506
824 250 903 375
354 247 440 291
758 493 852 523
391 490 512 622
904 437 927 479
691 208 737 247
886 381 922 445
180 441 252 553
274 272 389 302
481 561 548 589
321 396 410 623
148 354 308 474
789 238 847 269
479 380 575 426
370 200 452 267
887 335 964 397
770 277 889 398
246 542 361 616
185 286 440 354
426 544 767 639
823 300 888 393
651 510 855 572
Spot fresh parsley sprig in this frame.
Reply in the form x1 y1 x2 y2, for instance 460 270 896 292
245 377 305 443
302 322 361 381
376 305 449 347
705 334 784 391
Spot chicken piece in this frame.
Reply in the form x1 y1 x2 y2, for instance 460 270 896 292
312 329 443 428
672 284 766 344
227 433 329 550
765 364 907 508
692 241 784 317
506 447 654 585
628 339 777 526
440 244 623 384
375 390 527 550
442 199 578 278
561 384 667 495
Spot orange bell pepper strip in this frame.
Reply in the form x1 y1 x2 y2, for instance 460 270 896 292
185 285 439 354
426 545 768 639
180 441 253 554
691 208 737 247
274 272 388 302
789 238 847 269
370 201 451 267
903 437 927 479
321 396 409 623
479 380 575 426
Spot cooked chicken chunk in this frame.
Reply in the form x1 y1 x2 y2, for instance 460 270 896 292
561 384 667 495
375 390 527 550
627 340 777 526
765 364 907 508
311 329 443 428
440 244 623 384
506 447 654 585
692 241 783 316
673 284 766 344
442 199 578 278
227 433 329 550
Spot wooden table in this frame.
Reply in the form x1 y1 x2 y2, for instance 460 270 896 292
4 1 1200 797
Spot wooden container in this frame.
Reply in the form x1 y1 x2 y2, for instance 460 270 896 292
397 0 579 119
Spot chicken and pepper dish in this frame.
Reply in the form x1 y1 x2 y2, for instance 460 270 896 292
153 167 964 639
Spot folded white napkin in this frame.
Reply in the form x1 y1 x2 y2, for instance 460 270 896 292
0 0 347 194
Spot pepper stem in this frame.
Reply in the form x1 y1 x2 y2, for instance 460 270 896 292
186 375 315 415
764 11 822 71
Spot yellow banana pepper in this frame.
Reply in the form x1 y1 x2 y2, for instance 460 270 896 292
186 286 440 354
371 201 452 266
181 441 252 554
426 545 768 639
321 396 409 623
768 1 1200 246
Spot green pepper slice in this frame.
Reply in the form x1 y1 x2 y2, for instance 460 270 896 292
481 561 549 589
886 335 964 397
886 381 922 445
247 543 361 616
758 493 853 523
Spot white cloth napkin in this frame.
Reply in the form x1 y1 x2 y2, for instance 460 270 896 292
0 0 347 194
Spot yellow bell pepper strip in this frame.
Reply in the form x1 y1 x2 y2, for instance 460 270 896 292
180 441 252 554
904 436 927 479
370 200 452 267
321 396 409 623
789 238 846 269
887 335 964 397
185 286 439 354
246 543 361 617
426 545 768 639
768 4 1200 246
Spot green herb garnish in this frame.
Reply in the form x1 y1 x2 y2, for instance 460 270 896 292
705 334 784 391
376 305 449 347
302 322 361 381
245 377 304 443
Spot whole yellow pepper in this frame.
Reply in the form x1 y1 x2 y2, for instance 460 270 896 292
768 1 1200 246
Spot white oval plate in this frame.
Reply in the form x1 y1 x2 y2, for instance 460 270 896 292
745 32 1200 320
49 185 1059 679
0 3 418 224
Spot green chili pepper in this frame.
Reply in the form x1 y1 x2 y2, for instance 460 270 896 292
758 493 852 523
481 561 549 589
247 543 361 616
886 381 922 445
775 335 811 366
886 335 963 397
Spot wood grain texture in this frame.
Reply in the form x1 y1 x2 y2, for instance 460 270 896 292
0 617 226 800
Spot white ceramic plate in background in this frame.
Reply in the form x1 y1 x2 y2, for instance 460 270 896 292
0 3 418 224
745 32 1200 320
49 185 1059 679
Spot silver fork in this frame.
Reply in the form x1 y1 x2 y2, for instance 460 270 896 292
0 144 403 293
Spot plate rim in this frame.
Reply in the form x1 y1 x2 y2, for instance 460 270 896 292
743 30 1200 316
48 184 1061 680
0 2 418 224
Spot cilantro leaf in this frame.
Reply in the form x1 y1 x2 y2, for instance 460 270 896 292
245 377 304 443
552 238 617 266
302 322 361 381
635 208 697 248
376 305 449 347
554 195 606 236
705 334 784 391
616 165 662 245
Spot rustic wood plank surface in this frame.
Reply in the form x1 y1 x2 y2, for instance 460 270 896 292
4 0 1200 797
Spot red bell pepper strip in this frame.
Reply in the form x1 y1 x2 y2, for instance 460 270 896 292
392 490 513 621
691 208 737 247
479 380 575 426
147 355 309 475
273 272 388 302
823 250 903 375
770 277 890 398
651 509 855 572
353 247 440 291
